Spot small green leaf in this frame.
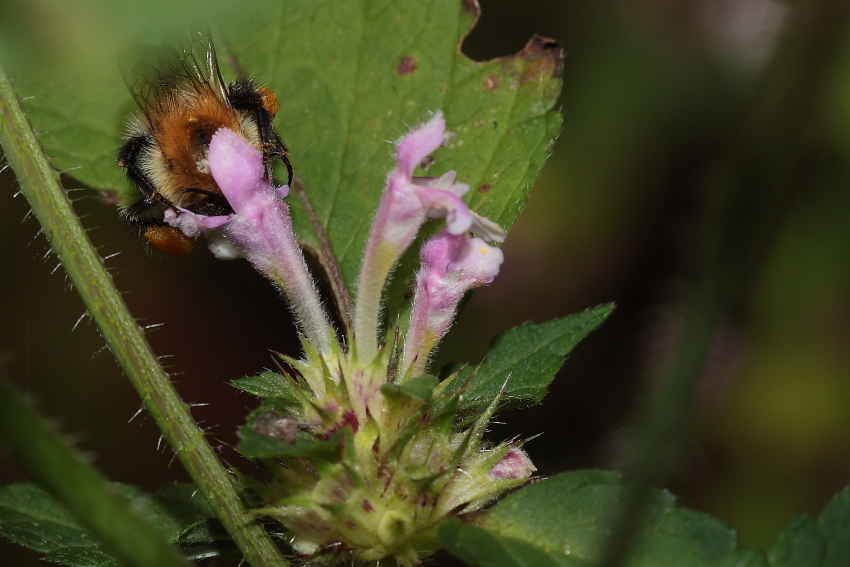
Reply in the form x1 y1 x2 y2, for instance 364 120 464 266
381 375 439 404
438 470 766 567
231 371 299 402
148 484 216 537
768 515 823 567
0 482 224 566
768 486 850 567
174 519 241 561
443 304 614 416
238 425 345 460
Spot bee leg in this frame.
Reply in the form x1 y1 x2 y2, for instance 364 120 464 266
257 121 292 186
179 188 233 216
228 79 293 186
279 150 294 187
263 134 292 186
117 134 161 201
264 127 292 186
121 197 165 236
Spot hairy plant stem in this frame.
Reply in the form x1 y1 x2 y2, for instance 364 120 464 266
293 178 353 332
0 374 192 567
0 60 289 567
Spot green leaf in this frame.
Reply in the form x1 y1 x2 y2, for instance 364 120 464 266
45 546 117 567
0 482 224 566
16 68 131 199
769 515 824 567
142 484 216 540
9 0 562 296
0 483 108 564
440 517 577 567
381 374 439 404
438 470 766 567
768 486 850 567
238 423 346 460
216 0 564 292
443 304 614 416
174 519 241 561
231 371 300 402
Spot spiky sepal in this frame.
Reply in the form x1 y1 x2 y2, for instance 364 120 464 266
233 333 535 566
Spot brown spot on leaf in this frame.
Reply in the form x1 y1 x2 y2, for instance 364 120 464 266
397 55 418 76
420 155 435 170
484 73 499 90
477 184 491 193
517 35 564 80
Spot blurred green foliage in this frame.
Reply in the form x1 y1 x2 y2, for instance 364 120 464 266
2 0 850 564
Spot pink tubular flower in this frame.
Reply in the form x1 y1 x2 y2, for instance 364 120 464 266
164 128 331 353
182 112 539 565
401 231 504 378
354 112 505 362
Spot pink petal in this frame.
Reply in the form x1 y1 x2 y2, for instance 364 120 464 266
395 112 446 178
208 127 265 210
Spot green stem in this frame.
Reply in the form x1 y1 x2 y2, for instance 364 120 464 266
0 374 191 567
293 178 353 332
0 60 288 567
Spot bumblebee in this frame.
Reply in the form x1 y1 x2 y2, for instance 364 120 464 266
116 30 292 255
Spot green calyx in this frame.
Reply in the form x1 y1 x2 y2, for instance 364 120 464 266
232 333 535 566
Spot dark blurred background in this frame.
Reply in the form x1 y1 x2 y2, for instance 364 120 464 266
3 0 850 564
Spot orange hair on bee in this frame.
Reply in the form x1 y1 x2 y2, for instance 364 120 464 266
256 87 280 117
147 90 244 204
117 31 292 255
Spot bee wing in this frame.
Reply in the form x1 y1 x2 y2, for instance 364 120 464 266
177 28 230 104
119 54 169 123
119 28 230 125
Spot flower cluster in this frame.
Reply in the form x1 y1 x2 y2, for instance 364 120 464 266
166 112 534 565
